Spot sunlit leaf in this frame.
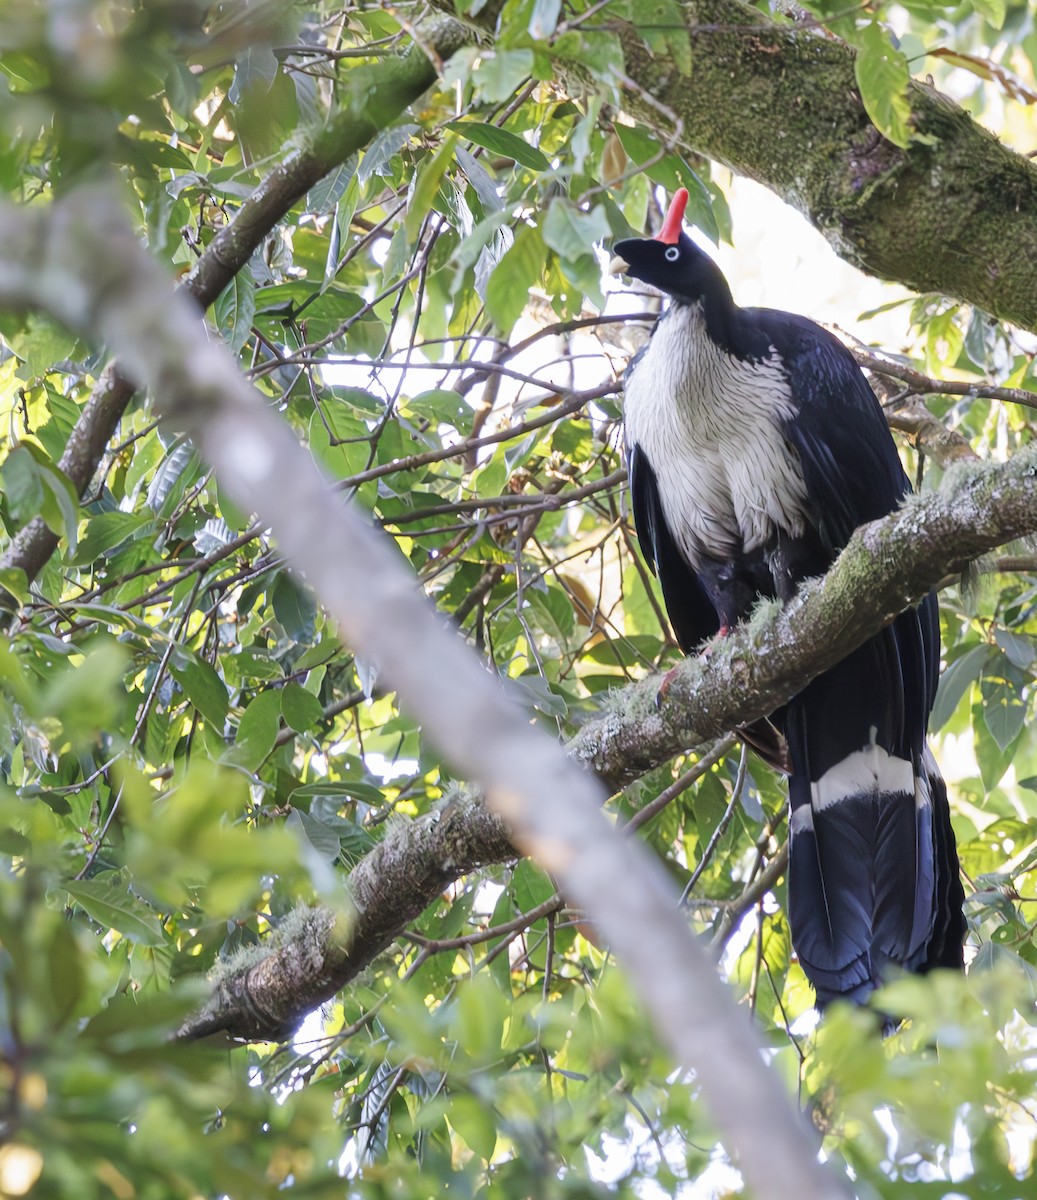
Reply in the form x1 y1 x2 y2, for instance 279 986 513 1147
446 121 550 171
855 22 913 148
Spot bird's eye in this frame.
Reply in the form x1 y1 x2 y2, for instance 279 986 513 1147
664 246 680 262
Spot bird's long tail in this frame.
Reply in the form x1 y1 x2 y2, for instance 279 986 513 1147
783 628 964 1007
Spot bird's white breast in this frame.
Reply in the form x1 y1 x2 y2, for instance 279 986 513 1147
623 303 809 563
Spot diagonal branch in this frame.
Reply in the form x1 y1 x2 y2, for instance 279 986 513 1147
176 442 1037 1044
0 184 854 1200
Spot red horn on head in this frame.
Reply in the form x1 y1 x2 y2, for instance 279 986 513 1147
656 187 689 245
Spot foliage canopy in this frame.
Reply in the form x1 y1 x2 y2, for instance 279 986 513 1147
3 1 1037 1197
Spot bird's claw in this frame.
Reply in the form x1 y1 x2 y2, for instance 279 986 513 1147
655 626 730 710
655 665 681 711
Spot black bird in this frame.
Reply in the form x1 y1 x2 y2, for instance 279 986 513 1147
610 188 965 1008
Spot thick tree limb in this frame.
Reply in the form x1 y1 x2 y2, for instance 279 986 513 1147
569 449 1037 788
173 445 1037 1040
0 187 852 1200
607 0 1037 330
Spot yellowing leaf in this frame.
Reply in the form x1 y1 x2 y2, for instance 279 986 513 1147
929 47 1036 103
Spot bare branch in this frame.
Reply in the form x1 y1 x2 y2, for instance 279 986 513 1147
851 345 1037 412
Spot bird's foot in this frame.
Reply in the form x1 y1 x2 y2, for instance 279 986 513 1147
655 626 730 710
655 665 681 711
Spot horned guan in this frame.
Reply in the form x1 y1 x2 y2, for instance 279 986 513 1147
610 187 965 1007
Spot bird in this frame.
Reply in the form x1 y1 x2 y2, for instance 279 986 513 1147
609 187 966 1009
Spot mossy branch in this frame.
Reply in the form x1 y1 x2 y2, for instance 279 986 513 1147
607 0 1037 330
179 447 1037 1043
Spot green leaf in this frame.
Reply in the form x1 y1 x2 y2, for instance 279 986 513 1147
973 697 1020 791
485 223 543 333
271 572 317 644
0 51 48 91
254 281 363 320
290 780 386 805
8 313 78 379
854 22 912 149
470 49 535 104
633 0 692 76
970 0 1006 28
931 643 992 730
37 459 80 556
306 156 356 216
2 445 45 524
0 568 28 605
611 128 718 240
64 880 166 947
285 808 342 862
229 689 282 772
280 683 324 733
445 121 549 171
526 585 575 644
980 672 1026 753
449 1094 497 1160
528 0 562 39
169 652 229 731
403 389 469 429
541 198 610 263
512 858 555 911
214 267 256 354
73 511 152 565
550 30 625 78
457 974 506 1060
406 136 455 242
326 385 384 418
993 627 1035 669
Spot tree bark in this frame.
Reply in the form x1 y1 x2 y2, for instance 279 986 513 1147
169 441 1037 1043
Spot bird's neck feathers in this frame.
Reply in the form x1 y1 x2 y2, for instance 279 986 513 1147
637 235 744 355
671 275 739 353
665 270 754 360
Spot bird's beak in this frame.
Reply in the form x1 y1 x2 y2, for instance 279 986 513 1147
608 254 630 276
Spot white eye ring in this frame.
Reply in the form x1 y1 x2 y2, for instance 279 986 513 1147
664 245 680 262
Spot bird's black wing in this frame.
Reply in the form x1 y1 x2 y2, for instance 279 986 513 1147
752 309 937 739
627 442 720 653
750 309 910 553
749 309 952 1003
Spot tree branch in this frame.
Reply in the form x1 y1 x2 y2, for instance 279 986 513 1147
609 0 1037 330
176 442 1037 1040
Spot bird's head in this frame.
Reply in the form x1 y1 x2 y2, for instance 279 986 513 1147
609 188 731 308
